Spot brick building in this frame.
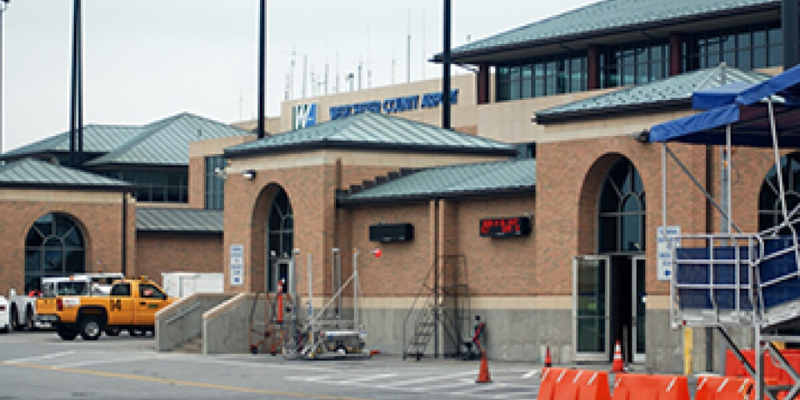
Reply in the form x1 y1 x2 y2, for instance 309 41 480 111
1 0 795 374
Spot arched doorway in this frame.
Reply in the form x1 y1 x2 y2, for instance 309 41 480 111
574 157 646 363
266 189 294 293
759 152 800 234
25 213 86 292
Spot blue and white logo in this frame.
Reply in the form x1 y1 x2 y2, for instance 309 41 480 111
292 103 317 130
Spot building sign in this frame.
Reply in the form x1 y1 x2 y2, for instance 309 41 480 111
292 103 317 130
479 217 532 238
329 89 459 120
230 244 244 286
657 226 681 281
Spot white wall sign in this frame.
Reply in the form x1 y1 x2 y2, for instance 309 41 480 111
230 244 244 286
657 226 681 281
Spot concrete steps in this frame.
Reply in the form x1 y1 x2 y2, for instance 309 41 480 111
172 336 202 354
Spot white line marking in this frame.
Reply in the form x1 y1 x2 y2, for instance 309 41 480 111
376 371 476 388
522 370 539 378
54 354 156 368
334 373 398 385
5 351 75 364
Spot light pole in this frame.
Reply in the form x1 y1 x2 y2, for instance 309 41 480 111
0 0 10 153
256 0 267 139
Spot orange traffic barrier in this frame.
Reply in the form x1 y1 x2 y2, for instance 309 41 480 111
611 373 690 400
695 375 753 400
475 350 492 384
538 369 611 400
537 367 568 400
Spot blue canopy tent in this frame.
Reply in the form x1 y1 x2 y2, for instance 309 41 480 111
649 64 800 400
649 64 800 147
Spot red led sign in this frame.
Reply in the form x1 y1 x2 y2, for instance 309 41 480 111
479 217 531 238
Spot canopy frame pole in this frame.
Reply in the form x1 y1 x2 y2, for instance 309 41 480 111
665 145 744 234
767 99 800 272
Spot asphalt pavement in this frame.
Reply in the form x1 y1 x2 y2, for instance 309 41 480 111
0 330 543 400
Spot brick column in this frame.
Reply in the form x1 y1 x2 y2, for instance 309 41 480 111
587 45 600 90
477 64 490 104
669 32 682 76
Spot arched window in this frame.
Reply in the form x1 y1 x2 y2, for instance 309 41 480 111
598 159 646 253
267 190 293 292
25 213 85 292
759 153 800 234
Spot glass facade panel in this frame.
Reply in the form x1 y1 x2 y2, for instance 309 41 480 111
110 169 189 203
760 153 800 233
683 22 781 72
598 159 646 254
205 156 226 210
576 259 607 353
25 213 86 292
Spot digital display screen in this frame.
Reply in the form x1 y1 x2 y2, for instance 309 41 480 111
479 217 531 238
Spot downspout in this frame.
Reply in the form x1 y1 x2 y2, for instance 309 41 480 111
434 198 440 358
121 192 127 276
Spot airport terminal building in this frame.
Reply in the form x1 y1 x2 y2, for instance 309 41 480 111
0 0 795 372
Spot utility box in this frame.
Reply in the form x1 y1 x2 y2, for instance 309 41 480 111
161 272 224 298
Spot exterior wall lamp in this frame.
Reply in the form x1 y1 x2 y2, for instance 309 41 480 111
242 169 256 180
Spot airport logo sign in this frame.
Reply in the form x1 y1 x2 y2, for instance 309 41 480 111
292 103 317 130
329 89 459 120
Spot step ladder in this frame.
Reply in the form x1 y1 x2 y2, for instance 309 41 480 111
404 300 437 360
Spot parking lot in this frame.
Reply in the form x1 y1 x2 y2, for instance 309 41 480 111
0 331 541 400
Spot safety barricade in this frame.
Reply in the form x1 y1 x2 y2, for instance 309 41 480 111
694 375 753 400
537 368 610 400
537 368 570 400
610 373 690 400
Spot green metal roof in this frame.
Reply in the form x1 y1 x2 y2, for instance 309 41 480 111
339 158 536 205
225 112 517 157
535 66 771 123
136 208 223 233
2 125 143 159
443 0 778 62
0 158 131 190
87 113 253 167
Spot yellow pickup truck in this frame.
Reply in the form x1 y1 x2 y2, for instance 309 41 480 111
53 277 175 341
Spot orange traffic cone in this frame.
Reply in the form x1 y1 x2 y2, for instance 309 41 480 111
476 350 493 384
611 340 624 373
545 346 552 367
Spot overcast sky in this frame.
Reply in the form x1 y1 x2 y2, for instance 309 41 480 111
3 0 599 151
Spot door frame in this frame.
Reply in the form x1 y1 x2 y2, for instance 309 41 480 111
632 255 646 363
572 255 611 362
268 256 294 294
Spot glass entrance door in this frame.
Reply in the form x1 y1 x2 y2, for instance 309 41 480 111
632 256 646 363
573 256 611 362
269 258 293 294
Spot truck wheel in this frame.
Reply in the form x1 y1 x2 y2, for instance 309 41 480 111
57 326 77 341
104 327 121 336
79 316 103 341
25 308 35 331
10 307 19 331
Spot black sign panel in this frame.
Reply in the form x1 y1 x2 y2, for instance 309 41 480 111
479 217 531 238
369 223 414 243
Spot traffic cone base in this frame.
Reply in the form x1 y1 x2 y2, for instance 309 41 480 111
476 350 492 384
611 340 624 373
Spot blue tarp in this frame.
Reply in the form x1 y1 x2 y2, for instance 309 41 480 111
692 82 755 110
650 64 800 148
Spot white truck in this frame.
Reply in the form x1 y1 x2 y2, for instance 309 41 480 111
0 296 10 333
161 272 224 298
7 289 37 331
